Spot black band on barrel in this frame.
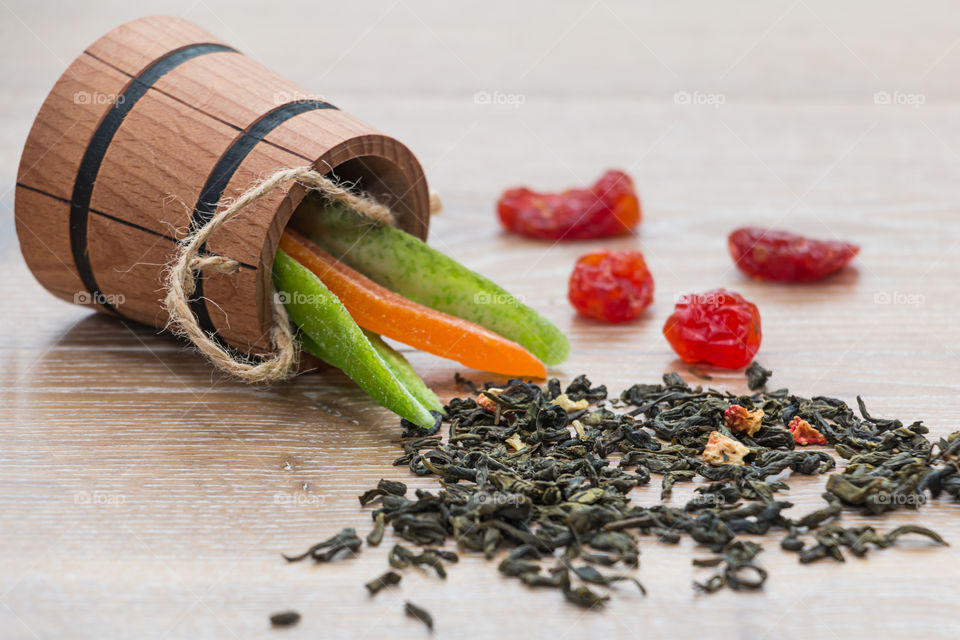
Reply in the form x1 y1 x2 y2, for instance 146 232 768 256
187 99 337 339
70 43 236 314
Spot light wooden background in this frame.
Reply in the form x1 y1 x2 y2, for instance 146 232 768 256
2 1 960 638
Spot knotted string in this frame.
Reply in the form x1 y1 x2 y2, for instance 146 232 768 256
164 166 439 382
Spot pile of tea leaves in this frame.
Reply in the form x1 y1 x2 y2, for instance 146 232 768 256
283 364 956 627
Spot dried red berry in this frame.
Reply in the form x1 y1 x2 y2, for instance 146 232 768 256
497 170 641 240
728 227 859 281
662 289 761 369
788 416 827 445
568 250 654 323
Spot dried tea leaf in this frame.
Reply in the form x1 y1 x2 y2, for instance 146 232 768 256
367 512 386 546
405 601 434 631
745 362 772 391
365 571 401 595
283 528 362 563
269 611 300 627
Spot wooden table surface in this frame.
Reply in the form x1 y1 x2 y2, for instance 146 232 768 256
2 1 960 638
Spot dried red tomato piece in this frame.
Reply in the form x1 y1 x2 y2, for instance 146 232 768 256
724 404 764 437
497 170 641 240
788 416 827 445
728 227 859 281
662 289 761 369
568 250 654 323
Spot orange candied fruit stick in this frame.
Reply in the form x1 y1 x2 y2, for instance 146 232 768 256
279 230 547 378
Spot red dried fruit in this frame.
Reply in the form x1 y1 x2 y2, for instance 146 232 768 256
497 170 641 240
477 390 501 413
788 416 827 445
568 250 655 323
724 404 764 437
662 289 761 369
728 227 859 281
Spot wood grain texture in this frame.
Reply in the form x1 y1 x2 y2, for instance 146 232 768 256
2 1 960 639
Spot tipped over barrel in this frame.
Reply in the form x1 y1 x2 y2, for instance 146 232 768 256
15 16 430 354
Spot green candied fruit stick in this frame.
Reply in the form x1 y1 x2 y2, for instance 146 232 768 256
291 197 570 366
359 329 445 415
273 249 436 429
300 330 443 415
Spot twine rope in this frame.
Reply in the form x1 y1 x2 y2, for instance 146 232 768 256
164 166 435 383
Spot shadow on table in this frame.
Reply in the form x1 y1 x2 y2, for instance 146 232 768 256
21 312 406 443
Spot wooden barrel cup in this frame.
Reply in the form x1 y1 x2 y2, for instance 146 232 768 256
15 16 430 356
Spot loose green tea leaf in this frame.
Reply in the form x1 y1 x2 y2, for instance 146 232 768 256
367 513 386 546
389 544 418 570
745 362 772 391
359 479 408 506
283 528 362 563
269 611 300 627
563 583 610 608
694 541 767 592
365 571 402 595
405 601 434 631
288 367 954 622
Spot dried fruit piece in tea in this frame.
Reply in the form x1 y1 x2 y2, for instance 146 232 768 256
269 611 301 627
728 227 859 281
725 404 764 437
405 601 434 631
789 416 827 445
568 250 655 323
701 431 751 466
663 289 762 369
498 170 641 240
